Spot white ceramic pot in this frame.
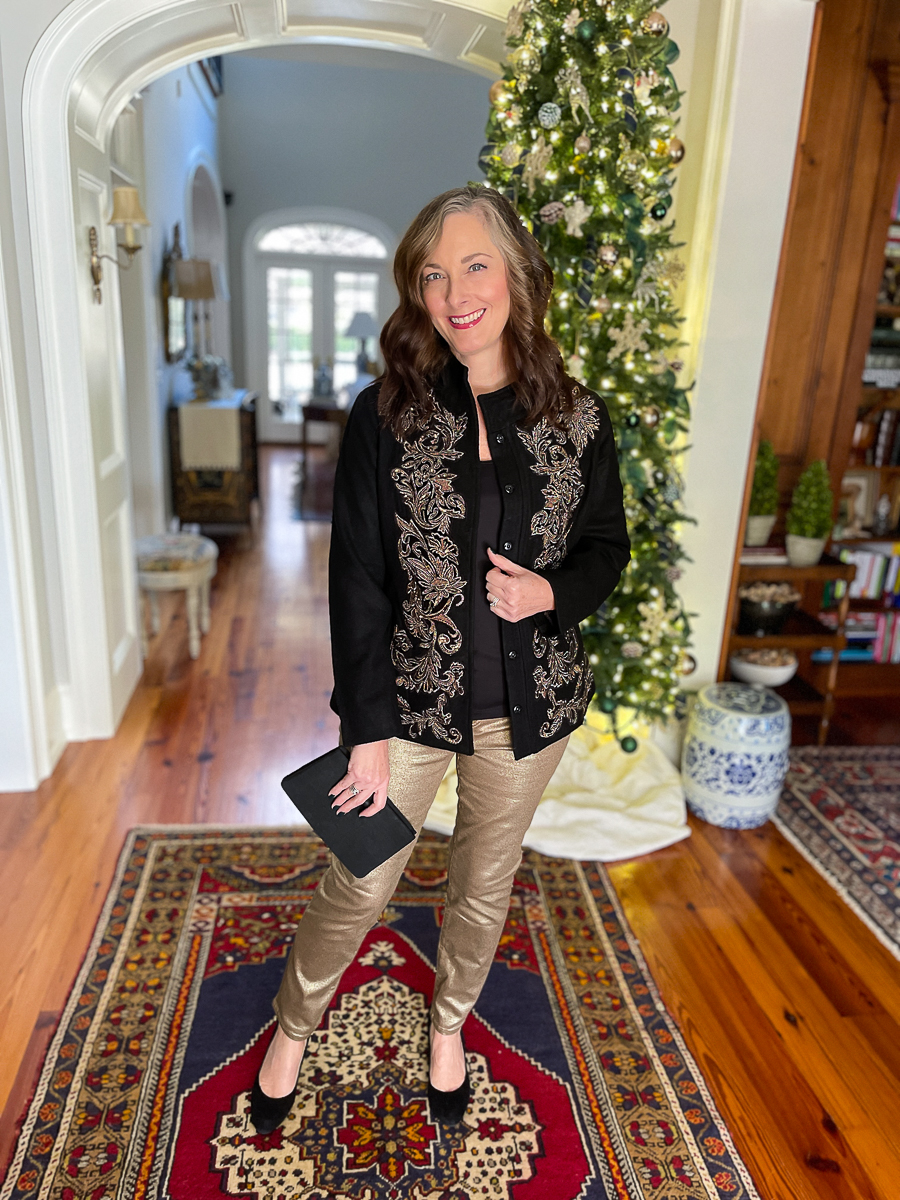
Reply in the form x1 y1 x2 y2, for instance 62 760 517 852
785 534 826 567
729 653 798 688
681 683 791 829
745 514 777 546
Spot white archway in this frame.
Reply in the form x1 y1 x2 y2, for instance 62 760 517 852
18 0 504 762
187 156 231 361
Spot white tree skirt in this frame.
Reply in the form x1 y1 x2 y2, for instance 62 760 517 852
423 723 690 863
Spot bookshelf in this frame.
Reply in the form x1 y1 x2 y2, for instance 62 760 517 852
726 555 856 745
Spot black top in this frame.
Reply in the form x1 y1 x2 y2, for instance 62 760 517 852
472 459 509 719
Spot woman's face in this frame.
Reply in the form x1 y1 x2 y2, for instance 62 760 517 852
420 210 511 373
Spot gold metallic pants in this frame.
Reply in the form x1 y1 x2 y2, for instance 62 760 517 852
273 718 569 1038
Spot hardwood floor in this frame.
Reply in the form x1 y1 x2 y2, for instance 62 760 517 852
2 445 898 1197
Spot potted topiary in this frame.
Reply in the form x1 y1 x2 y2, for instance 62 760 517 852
785 460 833 566
745 439 779 546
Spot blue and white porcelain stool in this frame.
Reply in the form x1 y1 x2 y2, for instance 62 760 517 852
681 683 791 829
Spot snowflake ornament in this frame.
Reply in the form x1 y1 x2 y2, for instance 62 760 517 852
657 258 686 289
563 198 594 237
638 596 675 645
607 312 651 361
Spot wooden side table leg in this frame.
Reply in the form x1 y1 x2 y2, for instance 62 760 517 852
200 579 211 634
148 591 160 637
140 589 149 658
186 586 201 659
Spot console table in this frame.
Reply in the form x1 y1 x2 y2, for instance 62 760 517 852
168 390 259 525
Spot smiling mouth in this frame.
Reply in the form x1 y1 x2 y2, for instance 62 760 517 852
448 309 486 329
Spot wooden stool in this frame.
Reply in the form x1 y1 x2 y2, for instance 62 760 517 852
136 534 218 659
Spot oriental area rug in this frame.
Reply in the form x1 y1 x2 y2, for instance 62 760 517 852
1 828 759 1200
775 746 900 960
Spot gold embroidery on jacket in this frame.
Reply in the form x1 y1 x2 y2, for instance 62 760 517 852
532 626 595 738
517 389 603 569
390 404 468 744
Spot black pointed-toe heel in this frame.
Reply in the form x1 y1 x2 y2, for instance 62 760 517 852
249 1035 306 1134
427 1019 470 1125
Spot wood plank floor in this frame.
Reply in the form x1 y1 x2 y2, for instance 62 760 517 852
1 446 898 1197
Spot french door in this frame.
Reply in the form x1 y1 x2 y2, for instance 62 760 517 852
252 254 383 443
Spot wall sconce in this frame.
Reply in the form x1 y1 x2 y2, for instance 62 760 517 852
89 186 150 303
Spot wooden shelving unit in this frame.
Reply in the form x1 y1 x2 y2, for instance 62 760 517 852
726 554 856 745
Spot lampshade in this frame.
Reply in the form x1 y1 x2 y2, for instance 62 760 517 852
344 310 379 340
108 187 149 228
174 258 216 301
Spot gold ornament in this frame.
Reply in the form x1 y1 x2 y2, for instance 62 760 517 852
643 406 661 427
512 44 541 78
642 10 668 36
574 133 592 154
668 138 686 163
598 243 619 267
500 142 523 167
595 295 611 312
619 149 647 183
490 80 513 109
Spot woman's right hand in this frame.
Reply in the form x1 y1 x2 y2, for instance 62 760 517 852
328 739 391 817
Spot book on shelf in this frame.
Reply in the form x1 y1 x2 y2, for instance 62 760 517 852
815 609 900 663
830 541 900 605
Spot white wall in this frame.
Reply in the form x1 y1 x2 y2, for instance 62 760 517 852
220 48 490 386
668 0 816 687
142 62 228 519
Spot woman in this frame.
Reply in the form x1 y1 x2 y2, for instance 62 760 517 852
251 184 631 1133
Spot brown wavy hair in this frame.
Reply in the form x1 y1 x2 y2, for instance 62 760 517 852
377 185 574 436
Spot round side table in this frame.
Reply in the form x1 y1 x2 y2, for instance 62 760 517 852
681 683 791 829
135 534 218 660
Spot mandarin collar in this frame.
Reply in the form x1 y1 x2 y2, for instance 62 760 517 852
439 352 524 432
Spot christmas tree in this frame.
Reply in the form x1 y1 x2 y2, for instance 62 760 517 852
476 0 693 748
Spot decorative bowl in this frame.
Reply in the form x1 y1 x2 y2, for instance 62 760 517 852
737 598 797 636
729 650 798 687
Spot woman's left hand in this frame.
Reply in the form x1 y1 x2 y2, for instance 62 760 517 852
485 548 556 622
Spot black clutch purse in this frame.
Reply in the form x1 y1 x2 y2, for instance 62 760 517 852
280 746 417 878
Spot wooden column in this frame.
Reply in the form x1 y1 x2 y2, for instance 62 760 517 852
717 0 900 678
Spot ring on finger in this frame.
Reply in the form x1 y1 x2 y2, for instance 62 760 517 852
348 784 360 798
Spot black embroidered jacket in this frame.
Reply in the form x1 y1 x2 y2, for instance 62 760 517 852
328 353 631 760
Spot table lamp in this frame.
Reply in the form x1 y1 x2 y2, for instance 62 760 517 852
344 311 380 375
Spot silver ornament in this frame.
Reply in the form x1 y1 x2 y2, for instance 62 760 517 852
500 143 523 167
538 102 562 129
622 641 644 658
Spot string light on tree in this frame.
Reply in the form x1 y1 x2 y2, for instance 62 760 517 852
478 0 693 748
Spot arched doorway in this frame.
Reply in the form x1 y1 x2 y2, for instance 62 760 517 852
20 0 504 754
244 208 395 442
187 159 231 362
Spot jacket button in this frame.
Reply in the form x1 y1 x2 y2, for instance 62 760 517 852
512 705 522 714
503 541 512 551
504 484 514 494
508 650 517 659
495 433 504 443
